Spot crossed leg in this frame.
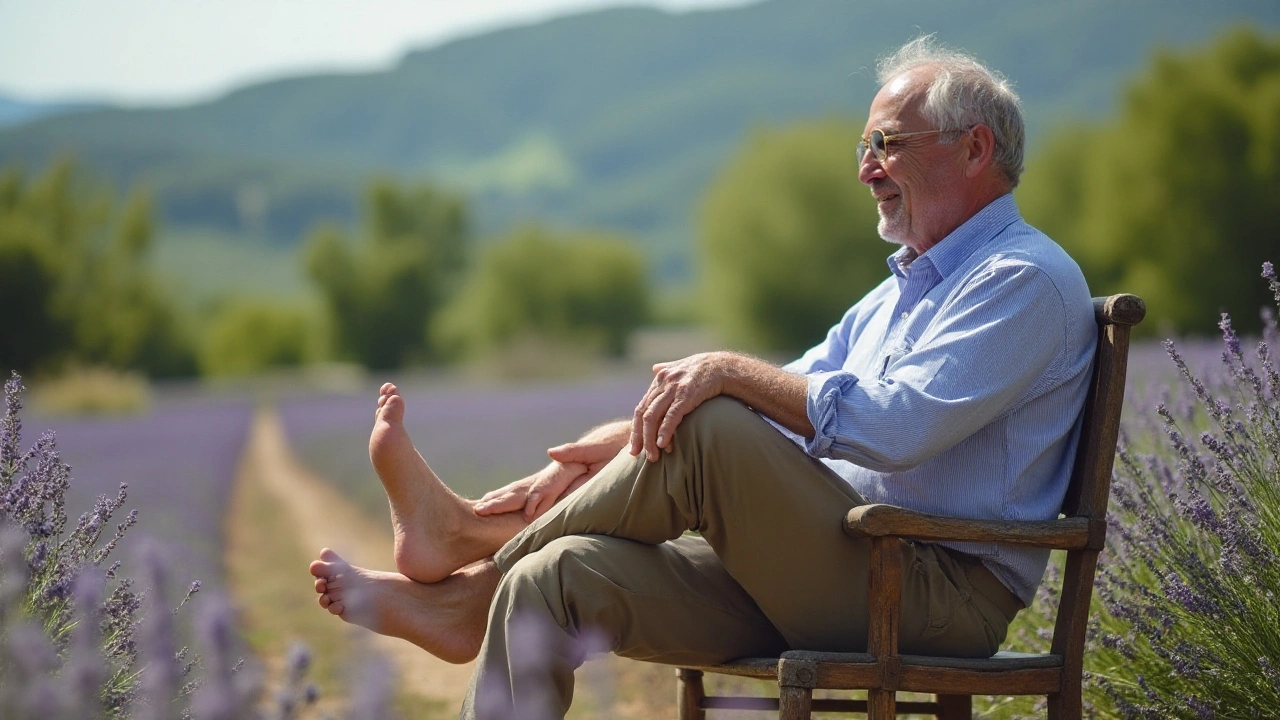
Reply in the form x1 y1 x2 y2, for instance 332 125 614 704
367 382 527 583
309 388 1015 714
309 383 528 662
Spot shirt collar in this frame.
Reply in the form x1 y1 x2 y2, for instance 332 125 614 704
884 193 1021 281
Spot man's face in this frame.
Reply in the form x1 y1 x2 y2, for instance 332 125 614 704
858 68 969 254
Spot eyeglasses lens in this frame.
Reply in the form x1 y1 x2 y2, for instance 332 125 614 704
856 130 887 165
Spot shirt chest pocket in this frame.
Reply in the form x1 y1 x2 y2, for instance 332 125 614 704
878 334 916 382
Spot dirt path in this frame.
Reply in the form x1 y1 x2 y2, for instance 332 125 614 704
237 407 475 708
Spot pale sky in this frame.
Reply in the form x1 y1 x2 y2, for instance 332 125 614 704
0 0 757 106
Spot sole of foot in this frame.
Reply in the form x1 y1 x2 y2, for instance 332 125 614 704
309 547 495 664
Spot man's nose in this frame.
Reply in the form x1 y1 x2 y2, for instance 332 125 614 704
858 152 885 185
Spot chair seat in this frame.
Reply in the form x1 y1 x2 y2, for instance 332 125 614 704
698 650 1061 677
687 650 1065 697
899 650 1062 671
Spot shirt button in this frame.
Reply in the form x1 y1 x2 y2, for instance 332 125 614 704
900 312 909 320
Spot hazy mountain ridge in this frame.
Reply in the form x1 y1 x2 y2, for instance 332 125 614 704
0 96 101 130
2 0 1278 283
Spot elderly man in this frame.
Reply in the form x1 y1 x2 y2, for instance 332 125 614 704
309 35 1094 719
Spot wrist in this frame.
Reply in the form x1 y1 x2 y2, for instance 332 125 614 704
713 351 742 397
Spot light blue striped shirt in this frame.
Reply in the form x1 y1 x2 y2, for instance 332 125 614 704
782 194 1095 605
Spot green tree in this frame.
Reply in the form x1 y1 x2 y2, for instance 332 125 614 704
435 226 649 359
304 179 467 369
1020 27 1280 334
199 300 315 376
0 160 195 377
699 120 886 354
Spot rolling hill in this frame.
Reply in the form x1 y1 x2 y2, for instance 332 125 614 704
3 0 1278 285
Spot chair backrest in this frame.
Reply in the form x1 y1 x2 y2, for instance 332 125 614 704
1050 294 1145 660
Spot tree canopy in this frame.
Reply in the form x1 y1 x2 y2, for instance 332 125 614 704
699 120 887 354
0 160 195 377
304 179 467 369
435 226 649 360
1019 27 1280 333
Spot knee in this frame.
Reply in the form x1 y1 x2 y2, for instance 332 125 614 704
675 396 767 447
497 536 601 620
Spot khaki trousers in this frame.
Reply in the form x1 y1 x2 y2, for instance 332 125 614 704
460 397 1022 720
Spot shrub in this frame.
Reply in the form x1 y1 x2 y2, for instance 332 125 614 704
1086 262 1280 717
0 372 329 718
0 161 197 378
435 226 649 360
200 301 315 377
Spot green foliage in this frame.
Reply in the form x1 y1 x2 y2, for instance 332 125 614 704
3 3 1276 286
304 179 467 369
1020 26 1280 334
435 226 650 359
699 120 885 353
200 301 315 376
0 161 195 377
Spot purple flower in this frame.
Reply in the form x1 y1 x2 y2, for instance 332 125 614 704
1219 313 1242 361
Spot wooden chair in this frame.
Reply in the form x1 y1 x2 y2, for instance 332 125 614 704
675 293 1146 720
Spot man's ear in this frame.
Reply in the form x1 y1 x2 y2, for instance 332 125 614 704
964 124 997 178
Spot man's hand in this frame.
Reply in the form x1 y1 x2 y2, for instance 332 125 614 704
474 421 629 521
473 460 590 521
630 352 728 462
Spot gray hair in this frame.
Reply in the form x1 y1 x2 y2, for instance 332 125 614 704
876 34 1026 188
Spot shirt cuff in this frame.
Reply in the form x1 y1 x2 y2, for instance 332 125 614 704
804 370 860 457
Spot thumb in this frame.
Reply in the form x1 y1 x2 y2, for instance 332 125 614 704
547 442 586 462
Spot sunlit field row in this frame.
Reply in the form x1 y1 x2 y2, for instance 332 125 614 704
13 328 1270 717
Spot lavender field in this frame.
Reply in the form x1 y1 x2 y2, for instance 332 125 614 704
27 392 254 597
278 371 653 519
18 338 1228 622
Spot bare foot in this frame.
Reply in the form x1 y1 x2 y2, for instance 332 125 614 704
309 548 496 664
369 383 526 583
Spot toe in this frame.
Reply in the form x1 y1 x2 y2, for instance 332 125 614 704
328 600 345 616
319 547 343 562
315 578 327 593
382 394 405 423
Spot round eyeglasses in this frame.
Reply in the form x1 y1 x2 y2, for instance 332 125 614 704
856 128 956 165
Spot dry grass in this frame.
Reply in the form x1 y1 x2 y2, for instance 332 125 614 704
30 366 152 415
225 415 450 719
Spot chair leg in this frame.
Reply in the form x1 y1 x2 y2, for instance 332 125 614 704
867 688 896 719
936 694 971 719
1047 688 1082 720
778 685 813 720
676 668 705 720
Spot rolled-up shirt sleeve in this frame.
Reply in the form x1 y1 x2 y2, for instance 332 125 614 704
802 262 1068 471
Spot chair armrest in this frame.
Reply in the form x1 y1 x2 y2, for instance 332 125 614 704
844 504 1104 550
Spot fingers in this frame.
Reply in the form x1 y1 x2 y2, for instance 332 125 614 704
522 462 586 521
474 490 523 516
526 489 557 521
548 435 623 466
654 395 692 454
632 385 678 461
629 379 664 457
